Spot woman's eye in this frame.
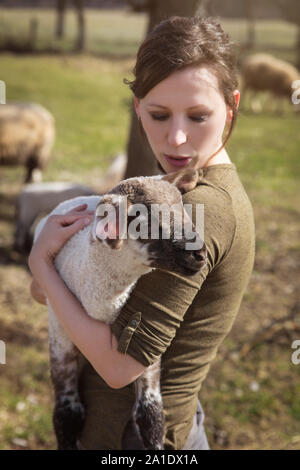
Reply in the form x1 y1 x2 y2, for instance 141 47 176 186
149 113 208 122
190 115 207 122
150 114 169 121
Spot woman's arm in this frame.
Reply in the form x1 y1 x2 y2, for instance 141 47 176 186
28 205 146 389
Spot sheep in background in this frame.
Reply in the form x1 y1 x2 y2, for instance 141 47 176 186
14 153 127 254
33 168 207 450
0 103 55 183
240 53 300 113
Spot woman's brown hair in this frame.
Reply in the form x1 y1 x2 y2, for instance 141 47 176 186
124 16 239 168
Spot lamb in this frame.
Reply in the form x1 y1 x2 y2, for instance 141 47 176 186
240 53 300 112
0 103 55 183
14 153 127 254
33 168 207 450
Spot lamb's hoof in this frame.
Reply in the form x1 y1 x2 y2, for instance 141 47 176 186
53 401 85 450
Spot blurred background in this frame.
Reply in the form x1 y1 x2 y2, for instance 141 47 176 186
0 0 300 450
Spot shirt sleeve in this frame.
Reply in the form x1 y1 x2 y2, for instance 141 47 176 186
110 183 236 367
110 265 208 367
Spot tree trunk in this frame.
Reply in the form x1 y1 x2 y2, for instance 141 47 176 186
73 0 85 52
56 0 67 39
243 1 256 50
246 17 255 49
28 18 38 48
125 0 203 178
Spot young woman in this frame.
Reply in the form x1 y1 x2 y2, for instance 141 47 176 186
29 16 255 450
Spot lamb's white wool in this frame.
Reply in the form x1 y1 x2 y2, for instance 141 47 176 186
53 214 153 323
34 193 153 358
0 102 55 182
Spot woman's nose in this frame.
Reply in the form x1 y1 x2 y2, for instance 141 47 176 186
167 122 188 146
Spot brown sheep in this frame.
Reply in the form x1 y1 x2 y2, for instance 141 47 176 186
0 103 55 182
240 53 300 113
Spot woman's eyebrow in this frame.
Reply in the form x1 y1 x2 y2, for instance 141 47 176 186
147 103 212 112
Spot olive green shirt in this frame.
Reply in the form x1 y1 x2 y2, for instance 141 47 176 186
78 163 255 450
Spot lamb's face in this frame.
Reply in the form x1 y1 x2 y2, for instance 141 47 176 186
92 169 207 277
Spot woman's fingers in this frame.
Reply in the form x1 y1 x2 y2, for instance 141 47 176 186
71 203 87 212
62 215 92 238
63 204 94 218
60 212 93 227
67 203 92 214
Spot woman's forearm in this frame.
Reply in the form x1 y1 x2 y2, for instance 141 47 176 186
38 264 145 388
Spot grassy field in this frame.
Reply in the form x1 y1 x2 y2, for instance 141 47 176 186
0 9 300 450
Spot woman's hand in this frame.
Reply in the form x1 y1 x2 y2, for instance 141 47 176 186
28 204 94 288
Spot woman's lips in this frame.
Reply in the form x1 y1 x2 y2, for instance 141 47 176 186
164 154 193 167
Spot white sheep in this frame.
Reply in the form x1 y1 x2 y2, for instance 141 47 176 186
34 168 207 450
240 53 300 112
14 153 127 254
0 103 55 182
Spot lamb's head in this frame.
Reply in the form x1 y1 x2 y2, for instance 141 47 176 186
91 168 207 277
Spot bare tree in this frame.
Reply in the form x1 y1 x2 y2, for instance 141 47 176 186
56 0 67 39
55 0 85 51
125 0 205 178
73 0 85 51
244 1 255 49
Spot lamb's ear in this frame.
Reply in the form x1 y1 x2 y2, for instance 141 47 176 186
93 196 130 250
162 169 199 194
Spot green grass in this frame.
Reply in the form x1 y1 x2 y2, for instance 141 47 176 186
229 111 300 197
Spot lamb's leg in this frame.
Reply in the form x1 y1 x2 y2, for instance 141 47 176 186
49 308 85 450
134 360 165 450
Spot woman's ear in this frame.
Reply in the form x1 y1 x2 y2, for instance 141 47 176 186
226 89 240 122
134 96 140 119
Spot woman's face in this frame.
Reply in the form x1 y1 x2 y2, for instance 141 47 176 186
134 65 240 172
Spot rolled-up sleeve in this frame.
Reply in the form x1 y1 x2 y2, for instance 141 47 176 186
110 266 207 367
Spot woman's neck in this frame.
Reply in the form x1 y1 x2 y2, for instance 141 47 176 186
203 148 232 168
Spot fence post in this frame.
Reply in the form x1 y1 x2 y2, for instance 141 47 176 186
0 340 6 365
0 80 6 104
